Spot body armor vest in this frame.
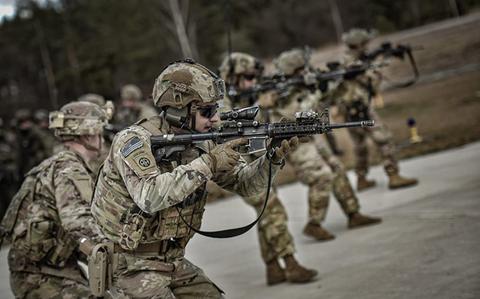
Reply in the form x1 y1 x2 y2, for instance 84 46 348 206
92 117 208 251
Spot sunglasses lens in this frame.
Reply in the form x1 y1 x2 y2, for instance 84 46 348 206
199 105 217 118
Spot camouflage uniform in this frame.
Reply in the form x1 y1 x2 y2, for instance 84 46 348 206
92 61 284 297
336 29 418 190
114 84 158 128
273 48 381 238
219 53 317 285
2 102 108 299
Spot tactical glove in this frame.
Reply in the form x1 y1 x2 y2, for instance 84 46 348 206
271 136 299 163
206 138 247 173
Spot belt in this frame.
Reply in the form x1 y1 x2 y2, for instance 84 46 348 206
114 239 175 255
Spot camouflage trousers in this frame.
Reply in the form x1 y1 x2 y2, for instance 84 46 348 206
243 191 296 263
347 109 398 177
241 154 296 264
10 271 94 299
288 140 359 225
111 253 223 299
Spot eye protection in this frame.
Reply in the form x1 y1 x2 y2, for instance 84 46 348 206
242 74 257 81
197 104 219 119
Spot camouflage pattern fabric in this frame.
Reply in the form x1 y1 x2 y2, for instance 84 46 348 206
8 149 103 299
254 194 295 263
111 256 222 299
218 95 296 264
92 115 280 297
10 271 94 299
270 87 360 224
335 54 399 177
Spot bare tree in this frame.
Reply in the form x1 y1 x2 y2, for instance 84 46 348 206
168 0 197 59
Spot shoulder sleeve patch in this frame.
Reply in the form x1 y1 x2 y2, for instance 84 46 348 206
121 136 144 158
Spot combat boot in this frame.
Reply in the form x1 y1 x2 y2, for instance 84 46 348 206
388 174 418 190
303 222 335 241
348 212 382 229
357 176 376 191
284 255 318 284
266 259 286 286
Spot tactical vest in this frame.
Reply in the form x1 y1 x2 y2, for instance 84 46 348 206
92 116 207 251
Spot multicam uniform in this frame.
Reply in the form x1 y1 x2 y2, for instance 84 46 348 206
92 61 282 297
335 51 398 177
270 48 381 237
223 94 296 265
2 102 108 299
334 29 418 190
218 53 318 286
270 86 360 224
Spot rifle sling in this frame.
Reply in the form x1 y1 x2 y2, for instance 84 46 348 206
176 158 274 238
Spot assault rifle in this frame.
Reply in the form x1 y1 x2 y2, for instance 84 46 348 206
151 107 374 158
150 107 373 239
227 63 380 101
361 41 420 87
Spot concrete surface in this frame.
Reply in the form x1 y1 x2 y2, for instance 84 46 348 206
1 142 479 298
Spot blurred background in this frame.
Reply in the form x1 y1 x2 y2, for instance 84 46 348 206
0 0 479 113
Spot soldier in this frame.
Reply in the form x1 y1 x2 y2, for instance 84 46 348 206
91 59 298 298
114 84 158 128
337 28 418 191
2 101 108 298
34 109 59 155
14 109 53 178
219 52 318 285
271 48 382 240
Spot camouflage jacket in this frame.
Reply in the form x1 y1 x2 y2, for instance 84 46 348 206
333 52 383 113
7 149 103 282
92 115 280 251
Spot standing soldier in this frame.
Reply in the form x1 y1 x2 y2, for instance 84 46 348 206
114 84 158 128
1 102 108 298
271 48 381 240
219 52 318 285
91 59 298 298
337 28 418 191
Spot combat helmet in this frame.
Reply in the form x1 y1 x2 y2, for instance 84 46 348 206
152 59 225 128
78 93 114 121
274 48 310 76
121 84 143 101
342 28 377 48
49 101 107 139
218 52 263 81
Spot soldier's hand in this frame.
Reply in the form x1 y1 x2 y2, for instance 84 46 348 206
207 138 247 173
271 136 299 163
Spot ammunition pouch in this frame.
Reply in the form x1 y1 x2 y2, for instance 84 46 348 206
119 208 148 251
346 99 370 122
79 238 115 297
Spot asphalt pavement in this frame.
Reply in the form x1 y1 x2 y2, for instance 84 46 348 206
1 142 479 299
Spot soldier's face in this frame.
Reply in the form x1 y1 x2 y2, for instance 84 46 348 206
194 110 220 132
238 74 257 90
